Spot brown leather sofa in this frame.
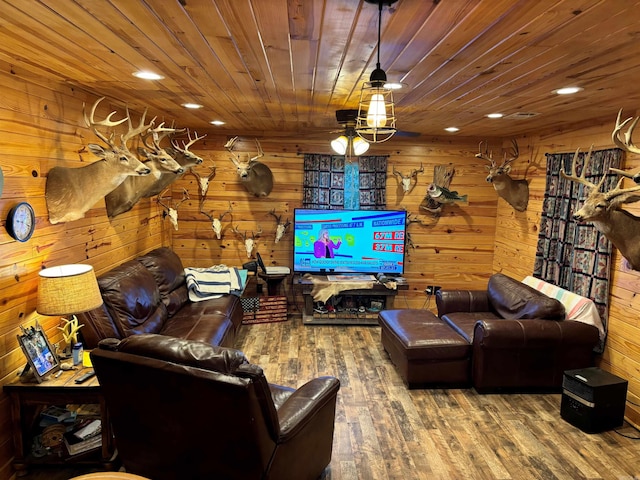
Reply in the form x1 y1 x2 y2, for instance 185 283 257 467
91 334 340 480
77 247 244 349
379 273 600 391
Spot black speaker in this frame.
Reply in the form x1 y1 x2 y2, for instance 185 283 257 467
561 367 627 433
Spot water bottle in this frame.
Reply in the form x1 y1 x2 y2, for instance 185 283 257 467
72 342 83 366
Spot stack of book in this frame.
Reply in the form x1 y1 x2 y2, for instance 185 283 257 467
63 418 102 456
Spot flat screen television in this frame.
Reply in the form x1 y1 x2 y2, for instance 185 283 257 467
292 208 407 275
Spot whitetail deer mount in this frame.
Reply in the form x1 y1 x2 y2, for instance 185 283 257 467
233 225 263 258
157 189 190 230
561 142 640 270
105 120 185 218
225 136 273 197
476 139 529 212
268 209 291 243
143 130 207 198
393 163 424 193
45 97 152 224
200 203 232 239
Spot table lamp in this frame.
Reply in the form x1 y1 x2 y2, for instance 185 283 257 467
36 264 103 357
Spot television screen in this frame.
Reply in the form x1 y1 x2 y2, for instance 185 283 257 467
292 209 407 275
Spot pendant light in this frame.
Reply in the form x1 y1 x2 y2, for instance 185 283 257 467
355 0 398 144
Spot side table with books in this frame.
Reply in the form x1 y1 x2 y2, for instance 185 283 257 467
4 364 117 476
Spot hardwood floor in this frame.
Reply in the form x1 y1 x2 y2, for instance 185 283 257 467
16 316 640 480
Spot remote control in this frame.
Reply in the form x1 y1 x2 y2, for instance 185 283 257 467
75 370 96 384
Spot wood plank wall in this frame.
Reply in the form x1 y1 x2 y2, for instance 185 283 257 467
0 64 173 480
495 120 640 428
169 135 501 311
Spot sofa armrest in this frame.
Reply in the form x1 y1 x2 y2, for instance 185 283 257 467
436 290 490 316
276 376 340 441
473 319 599 348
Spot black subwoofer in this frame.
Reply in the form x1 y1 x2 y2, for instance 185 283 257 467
561 367 627 433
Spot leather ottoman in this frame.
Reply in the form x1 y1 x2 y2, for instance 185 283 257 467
378 309 471 388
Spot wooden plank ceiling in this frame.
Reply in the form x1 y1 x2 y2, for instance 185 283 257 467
1 0 639 139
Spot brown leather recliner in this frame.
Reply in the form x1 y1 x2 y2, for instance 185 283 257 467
90 334 340 480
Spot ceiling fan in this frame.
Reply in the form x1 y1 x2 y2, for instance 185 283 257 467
326 109 420 156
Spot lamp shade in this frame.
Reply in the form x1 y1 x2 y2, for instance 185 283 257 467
37 264 103 316
330 136 349 155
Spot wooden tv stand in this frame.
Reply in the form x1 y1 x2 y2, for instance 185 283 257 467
296 274 408 325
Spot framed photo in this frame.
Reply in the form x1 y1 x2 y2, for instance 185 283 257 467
17 322 60 383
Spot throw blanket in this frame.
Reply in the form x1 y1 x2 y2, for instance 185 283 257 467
522 276 605 343
305 274 397 303
185 265 245 302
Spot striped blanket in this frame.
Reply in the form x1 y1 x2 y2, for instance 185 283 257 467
522 276 605 342
184 265 247 302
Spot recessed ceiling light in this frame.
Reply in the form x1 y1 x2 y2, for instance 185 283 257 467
486 113 503 119
182 103 203 109
132 70 164 80
210 120 225 126
445 127 459 132
554 86 583 95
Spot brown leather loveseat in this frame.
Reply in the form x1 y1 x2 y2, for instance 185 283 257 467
78 247 244 349
436 273 600 391
91 334 340 480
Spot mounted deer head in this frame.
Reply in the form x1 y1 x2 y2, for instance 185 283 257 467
268 209 291 243
157 189 190 230
476 139 529 212
393 163 424 193
233 224 263 258
105 120 185 218
225 136 273 197
45 97 152 224
561 143 640 270
142 129 207 198
200 203 233 239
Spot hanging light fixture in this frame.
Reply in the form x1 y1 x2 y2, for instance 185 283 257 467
355 0 398 144
331 109 370 156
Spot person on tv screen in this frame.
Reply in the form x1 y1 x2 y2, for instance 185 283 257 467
313 229 342 258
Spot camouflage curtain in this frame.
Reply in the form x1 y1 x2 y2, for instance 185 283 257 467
534 147 623 353
302 154 387 209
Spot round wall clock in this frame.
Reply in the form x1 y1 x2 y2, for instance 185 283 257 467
6 202 35 242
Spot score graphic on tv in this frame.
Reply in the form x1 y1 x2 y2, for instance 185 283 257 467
293 209 407 275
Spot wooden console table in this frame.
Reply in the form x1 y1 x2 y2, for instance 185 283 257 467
4 365 116 476
296 274 408 325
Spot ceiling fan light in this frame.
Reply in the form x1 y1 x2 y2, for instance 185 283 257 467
352 137 370 155
331 136 349 155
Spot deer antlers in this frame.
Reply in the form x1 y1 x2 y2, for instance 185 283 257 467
233 224 263 258
393 163 424 193
157 188 190 230
268 209 291 243
200 202 233 240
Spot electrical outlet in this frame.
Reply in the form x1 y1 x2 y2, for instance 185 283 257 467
425 285 442 295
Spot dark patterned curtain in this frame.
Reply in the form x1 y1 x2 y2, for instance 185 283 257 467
303 154 387 209
534 147 623 353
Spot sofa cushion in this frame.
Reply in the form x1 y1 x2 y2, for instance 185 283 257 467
487 273 565 320
137 247 187 316
97 260 168 338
